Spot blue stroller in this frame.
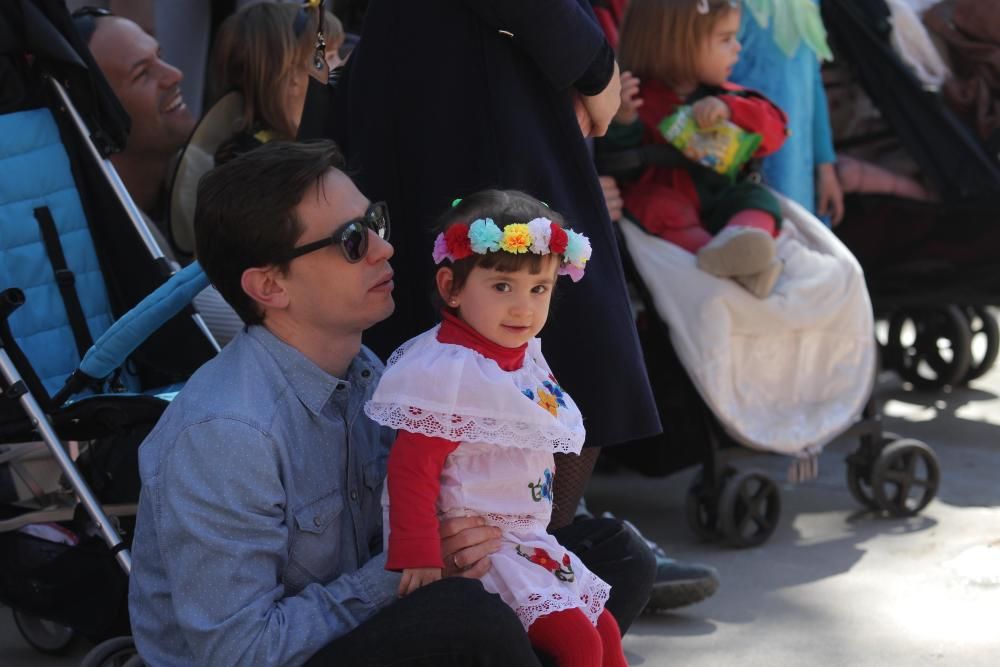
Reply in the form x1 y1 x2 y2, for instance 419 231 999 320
0 0 217 656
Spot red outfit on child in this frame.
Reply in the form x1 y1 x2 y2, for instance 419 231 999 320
621 80 788 252
383 313 626 666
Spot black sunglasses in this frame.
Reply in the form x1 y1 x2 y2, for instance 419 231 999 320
278 201 391 264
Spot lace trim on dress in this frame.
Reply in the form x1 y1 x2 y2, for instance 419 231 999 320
514 577 612 630
365 402 584 454
484 513 548 532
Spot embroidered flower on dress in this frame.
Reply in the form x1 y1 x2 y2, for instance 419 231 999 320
522 388 535 400
500 224 532 254
468 218 503 253
537 388 559 417
542 380 567 408
516 544 576 582
529 468 554 503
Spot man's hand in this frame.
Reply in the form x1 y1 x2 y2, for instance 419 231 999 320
398 567 442 596
577 61 623 138
691 96 730 128
816 162 845 226
614 71 644 125
600 176 624 222
439 516 502 579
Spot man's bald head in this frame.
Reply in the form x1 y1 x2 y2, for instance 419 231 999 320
86 15 195 157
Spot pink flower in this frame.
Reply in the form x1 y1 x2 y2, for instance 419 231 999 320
432 233 450 263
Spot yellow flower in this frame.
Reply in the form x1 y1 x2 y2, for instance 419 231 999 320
500 224 532 254
537 388 559 417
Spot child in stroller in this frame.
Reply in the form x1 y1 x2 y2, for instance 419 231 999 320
603 0 789 298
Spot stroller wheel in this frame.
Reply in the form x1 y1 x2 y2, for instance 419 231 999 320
845 431 901 511
887 307 972 390
846 460 880 511
684 470 727 542
870 439 940 517
717 470 781 548
962 306 1000 383
11 610 76 655
80 635 140 667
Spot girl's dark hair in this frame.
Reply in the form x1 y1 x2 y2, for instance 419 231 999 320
431 190 567 311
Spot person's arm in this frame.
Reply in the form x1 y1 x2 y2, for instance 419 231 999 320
811 64 844 223
155 420 398 666
812 64 836 167
457 0 608 91
385 431 459 571
719 92 789 156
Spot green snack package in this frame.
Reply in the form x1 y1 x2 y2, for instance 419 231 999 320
658 105 763 180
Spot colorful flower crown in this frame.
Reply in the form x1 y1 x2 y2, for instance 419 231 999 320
432 218 593 282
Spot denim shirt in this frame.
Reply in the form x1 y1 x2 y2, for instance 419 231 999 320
128 326 399 667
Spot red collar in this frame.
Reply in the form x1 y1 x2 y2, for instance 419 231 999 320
437 311 526 371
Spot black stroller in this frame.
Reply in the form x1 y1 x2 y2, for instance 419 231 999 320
594 1 943 548
825 0 1000 392
0 0 217 657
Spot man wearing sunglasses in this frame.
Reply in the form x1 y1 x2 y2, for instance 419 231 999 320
128 141 543 666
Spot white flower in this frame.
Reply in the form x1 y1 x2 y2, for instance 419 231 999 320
526 217 553 254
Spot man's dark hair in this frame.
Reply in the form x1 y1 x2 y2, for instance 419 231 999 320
194 139 347 325
70 6 112 45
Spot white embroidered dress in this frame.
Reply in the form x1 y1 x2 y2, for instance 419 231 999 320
365 326 611 629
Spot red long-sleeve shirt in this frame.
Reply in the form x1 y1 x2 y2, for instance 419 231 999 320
384 313 527 571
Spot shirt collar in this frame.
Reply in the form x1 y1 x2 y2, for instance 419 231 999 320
248 325 371 415
437 311 526 371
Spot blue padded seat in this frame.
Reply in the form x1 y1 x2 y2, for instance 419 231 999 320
0 108 116 396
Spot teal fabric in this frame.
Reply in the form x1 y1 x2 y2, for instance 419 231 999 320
731 3 836 217
0 109 117 395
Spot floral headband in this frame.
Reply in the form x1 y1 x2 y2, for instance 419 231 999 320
432 217 593 282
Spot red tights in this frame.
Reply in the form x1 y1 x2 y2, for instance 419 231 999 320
527 608 627 667
662 209 778 254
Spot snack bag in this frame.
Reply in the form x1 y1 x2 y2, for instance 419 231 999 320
658 105 762 179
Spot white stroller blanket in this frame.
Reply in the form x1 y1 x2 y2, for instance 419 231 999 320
619 195 875 456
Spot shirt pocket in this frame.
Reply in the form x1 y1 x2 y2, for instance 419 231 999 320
284 492 344 594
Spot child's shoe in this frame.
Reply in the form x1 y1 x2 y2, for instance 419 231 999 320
735 258 783 299
696 226 776 277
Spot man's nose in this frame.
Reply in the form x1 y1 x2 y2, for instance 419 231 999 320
159 60 183 88
367 229 394 262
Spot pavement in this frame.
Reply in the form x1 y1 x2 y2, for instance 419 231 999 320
3 365 999 666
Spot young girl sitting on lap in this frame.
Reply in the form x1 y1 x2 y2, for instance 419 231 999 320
605 0 789 298
365 190 626 667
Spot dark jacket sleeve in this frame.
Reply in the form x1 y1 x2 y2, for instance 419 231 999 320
457 0 609 91
298 74 343 143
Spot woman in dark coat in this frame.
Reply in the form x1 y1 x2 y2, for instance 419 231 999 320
300 0 661 528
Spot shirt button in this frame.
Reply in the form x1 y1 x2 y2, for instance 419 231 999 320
361 369 371 378
336 383 345 390
313 516 322 527
350 489 358 501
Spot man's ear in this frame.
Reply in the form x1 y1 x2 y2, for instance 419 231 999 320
241 266 290 312
435 267 458 306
